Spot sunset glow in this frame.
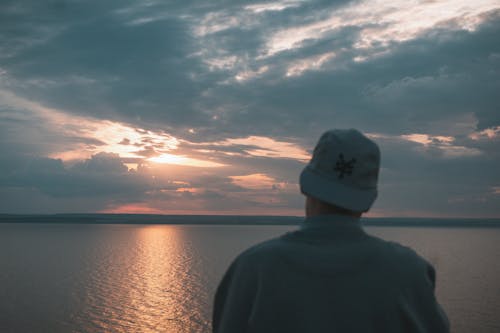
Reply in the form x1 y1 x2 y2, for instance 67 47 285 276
219 136 310 161
148 154 225 168
401 134 454 145
230 173 282 190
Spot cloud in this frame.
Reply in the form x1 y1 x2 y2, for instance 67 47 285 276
0 153 147 198
400 133 482 158
1 1 208 129
148 153 226 168
230 173 286 190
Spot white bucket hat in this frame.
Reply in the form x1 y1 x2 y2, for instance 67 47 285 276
300 129 380 212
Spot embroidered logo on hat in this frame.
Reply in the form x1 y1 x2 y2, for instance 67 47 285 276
334 153 356 179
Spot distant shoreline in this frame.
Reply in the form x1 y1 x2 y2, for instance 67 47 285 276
1 214 500 227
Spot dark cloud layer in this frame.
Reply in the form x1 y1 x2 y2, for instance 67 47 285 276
202 19 500 140
0 153 143 197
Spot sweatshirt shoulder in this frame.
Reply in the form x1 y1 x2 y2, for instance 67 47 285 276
233 237 289 264
369 234 425 259
367 235 433 276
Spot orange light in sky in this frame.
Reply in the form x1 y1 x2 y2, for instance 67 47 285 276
230 173 281 190
401 134 454 145
148 153 225 168
219 136 310 161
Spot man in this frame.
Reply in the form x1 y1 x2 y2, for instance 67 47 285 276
213 129 449 333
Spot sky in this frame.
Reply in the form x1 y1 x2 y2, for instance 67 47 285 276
0 0 499 217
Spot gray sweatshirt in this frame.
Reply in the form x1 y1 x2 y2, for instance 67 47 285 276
213 214 450 333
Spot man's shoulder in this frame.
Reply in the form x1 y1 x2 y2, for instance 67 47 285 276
366 234 433 277
236 237 288 260
229 236 299 270
373 235 426 261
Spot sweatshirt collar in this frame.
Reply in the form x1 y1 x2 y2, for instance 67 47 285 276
279 214 366 243
300 214 362 231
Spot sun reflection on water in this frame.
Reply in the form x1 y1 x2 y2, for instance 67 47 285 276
79 225 210 333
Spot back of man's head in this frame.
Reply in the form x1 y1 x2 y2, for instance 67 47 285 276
300 129 381 213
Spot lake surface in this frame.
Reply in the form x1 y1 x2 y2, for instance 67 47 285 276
0 223 499 333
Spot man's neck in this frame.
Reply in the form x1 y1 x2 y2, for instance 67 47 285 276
306 197 362 218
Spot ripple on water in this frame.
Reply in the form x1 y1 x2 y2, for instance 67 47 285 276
72 225 210 332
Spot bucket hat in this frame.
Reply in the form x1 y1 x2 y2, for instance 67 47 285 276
300 129 380 212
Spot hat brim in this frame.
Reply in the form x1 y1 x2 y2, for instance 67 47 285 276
300 166 377 212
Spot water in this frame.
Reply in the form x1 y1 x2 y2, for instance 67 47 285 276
0 223 499 333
